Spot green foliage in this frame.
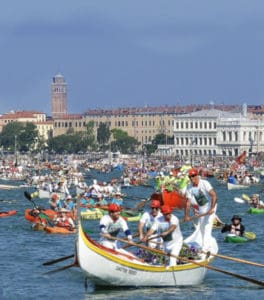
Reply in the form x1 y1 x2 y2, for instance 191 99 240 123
110 128 139 154
0 121 38 152
97 123 111 145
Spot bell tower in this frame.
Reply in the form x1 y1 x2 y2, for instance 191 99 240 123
51 73 67 119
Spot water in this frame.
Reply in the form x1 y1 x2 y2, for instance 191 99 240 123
1 178 264 299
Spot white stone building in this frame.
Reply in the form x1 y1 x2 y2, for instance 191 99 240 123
170 106 264 158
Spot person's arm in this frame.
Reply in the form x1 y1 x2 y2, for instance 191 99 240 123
207 188 217 215
221 224 230 233
240 224 245 236
138 221 145 241
160 224 176 238
184 198 192 221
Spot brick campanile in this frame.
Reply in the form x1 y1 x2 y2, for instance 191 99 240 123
51 73 67 119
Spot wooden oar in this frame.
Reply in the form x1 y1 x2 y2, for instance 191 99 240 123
202 251 264 268
110 236 264 288
43 254 75 266
42 262 77 275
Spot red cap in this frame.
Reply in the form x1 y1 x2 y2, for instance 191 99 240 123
108 203 121 212
161 205 173 215
151 200 161 208
188 168 199 177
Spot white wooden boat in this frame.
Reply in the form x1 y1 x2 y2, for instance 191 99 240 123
77 222 217 287
227 182 249 190
38 189 66 199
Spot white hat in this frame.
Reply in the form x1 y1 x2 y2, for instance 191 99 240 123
58 208 69 213
66 195 72 200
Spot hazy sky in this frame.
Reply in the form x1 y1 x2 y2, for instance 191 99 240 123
1 0 264 115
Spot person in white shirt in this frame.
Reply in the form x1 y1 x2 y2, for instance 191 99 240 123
143 205 183 266
138 200 163 248
99 203 133 250
184 168 217 252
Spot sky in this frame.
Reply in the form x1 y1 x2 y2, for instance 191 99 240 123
1 0 264 115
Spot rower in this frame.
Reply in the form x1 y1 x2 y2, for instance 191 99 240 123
53 208 76 231
249 194 264 209
143 205 183 266
99 203 133 250
138 200 163 248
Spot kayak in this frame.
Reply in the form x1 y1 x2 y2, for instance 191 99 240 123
247 207 264 214
25 208 56 223
0 210 17 218
45 226 77 234
225 232 256 243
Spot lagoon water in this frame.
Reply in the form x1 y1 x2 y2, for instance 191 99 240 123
1 176 264 299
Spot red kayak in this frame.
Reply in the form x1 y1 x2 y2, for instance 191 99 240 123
45 226 76 234
0 210 17 218
25 208 56 224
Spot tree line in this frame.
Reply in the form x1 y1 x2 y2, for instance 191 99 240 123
0 121 173 155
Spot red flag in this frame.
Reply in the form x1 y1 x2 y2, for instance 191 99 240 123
236 151 247 165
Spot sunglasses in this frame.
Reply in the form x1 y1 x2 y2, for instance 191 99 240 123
151 207 159 210
189 174 197 178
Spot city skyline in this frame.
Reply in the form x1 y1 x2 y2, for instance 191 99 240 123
1 1 264 115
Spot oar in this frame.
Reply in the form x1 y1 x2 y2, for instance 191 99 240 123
202 251 264 268
43 254 75 266
109 236 264 288
42 262 77 275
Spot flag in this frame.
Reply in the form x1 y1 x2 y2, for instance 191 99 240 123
236 151 247 165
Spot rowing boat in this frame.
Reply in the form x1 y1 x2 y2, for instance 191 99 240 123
227 182 249 190
0 210 17 218
76 222 217 287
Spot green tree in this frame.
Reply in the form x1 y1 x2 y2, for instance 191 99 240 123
110 128 140 154
0 121 38 152
97 123 111 145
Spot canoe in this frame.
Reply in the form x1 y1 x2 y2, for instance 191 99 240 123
0 210 17 218
227 182 249 191
77 222 217 287
45 226 76 234
247 207 264 214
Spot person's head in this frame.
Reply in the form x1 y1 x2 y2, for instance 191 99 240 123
51 193 59 201
252 194 260 203
231 215 242 224
108 203 121 220
188 168 199 185
150 200 161 216
161 205 173 220
66 195 72 201
58 208 69 217
115 192 122 198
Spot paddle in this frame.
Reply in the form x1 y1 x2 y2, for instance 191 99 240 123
242 194 251 202
43 254 75 266
42 262 77 276
202 251 264 268
234 197 246 204
109 236 264 288
244 231 256 240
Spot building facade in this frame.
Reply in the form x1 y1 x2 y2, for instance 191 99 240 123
169 106 264 159
51 73 67 119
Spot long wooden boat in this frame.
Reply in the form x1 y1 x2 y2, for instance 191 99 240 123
77 222 217 287
247 207 264 214
227 182 249 191
0 210 17 218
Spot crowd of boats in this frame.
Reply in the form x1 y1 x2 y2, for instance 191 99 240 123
1 152 264 288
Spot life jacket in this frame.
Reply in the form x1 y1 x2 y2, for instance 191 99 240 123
230 224 242 236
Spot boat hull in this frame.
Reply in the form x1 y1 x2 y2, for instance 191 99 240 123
247 207 264 214
77 224 212 287
225 234 248 243
0 210 17 218
227 182 249 190
45 226 76 234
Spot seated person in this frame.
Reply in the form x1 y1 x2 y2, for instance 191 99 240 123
221 215 245 236
111 192 124 207
227 172 237 184
80 193 96 211
249 194 264 209
53 208 76 230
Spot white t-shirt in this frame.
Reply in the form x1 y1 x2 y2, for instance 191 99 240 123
151 214 182 243
186 178 214 214
100 215 132 239
139 211 163 231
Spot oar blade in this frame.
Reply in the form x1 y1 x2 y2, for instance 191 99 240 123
43 254 75 266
